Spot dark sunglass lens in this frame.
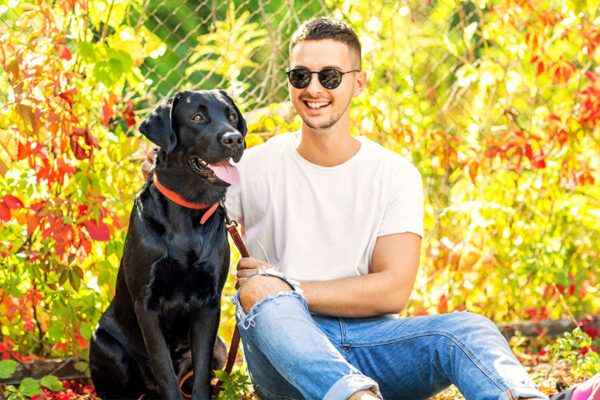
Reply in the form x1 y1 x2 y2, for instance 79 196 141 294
318 69 343 89
289 69 311 88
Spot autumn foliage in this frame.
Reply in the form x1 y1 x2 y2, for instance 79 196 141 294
0 0 157 362
320 0 600 324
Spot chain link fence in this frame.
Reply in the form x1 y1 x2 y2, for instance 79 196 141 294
127 0 488 139
129 0 332 112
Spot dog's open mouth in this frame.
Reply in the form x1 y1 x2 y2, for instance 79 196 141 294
189 157 240 186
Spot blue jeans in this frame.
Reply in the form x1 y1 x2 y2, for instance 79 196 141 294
233 285 548 400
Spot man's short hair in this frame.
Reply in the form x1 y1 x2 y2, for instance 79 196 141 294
290 17 362 69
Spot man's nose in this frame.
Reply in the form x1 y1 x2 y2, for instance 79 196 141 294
304 72 324 95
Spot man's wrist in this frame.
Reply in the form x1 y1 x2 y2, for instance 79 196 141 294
249 267 302 293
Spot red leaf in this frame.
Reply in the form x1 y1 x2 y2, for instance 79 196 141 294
57 157 77 178
536 61 544 76
60 0 77 13
3 195 23 209
101 98 113 126
23 320 35 333
0 202 10 222
123 101 136 128
524 143 533 160
59 88 77 107
84 130 100 149
28 253 40 263
531 152 546 168
17 141 31 160
81 219 110 241
525 307 537 316
584 71 596 82
54 341 68 352
70 135 89 160
553 64 562 83
565 61 576 80
437 294 448 314
55 44 72 61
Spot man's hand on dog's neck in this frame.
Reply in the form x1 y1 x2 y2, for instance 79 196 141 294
141 147 157 180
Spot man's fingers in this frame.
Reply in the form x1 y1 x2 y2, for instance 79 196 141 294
236 257 279 289
146 147 157 163
236 257 262 288
141 160 153 180
141 148 159 180
237 257 262 269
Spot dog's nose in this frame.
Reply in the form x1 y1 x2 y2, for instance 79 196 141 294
221 132 244 150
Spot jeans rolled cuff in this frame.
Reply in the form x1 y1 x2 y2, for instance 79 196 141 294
323 374 382 400
498 387 548 400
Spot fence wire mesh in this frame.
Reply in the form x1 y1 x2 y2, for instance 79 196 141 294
128 0 488 144
129 0 331 111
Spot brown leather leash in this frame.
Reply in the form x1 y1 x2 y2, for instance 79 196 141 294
179 203 246 399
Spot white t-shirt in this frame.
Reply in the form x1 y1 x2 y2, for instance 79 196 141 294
225 131 423 282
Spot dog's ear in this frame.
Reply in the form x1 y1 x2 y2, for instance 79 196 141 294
218 90 247 136
139 93 183 153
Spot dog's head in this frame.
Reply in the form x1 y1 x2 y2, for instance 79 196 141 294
139 90 247 188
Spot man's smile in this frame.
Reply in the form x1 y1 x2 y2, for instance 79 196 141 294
303 99 332 110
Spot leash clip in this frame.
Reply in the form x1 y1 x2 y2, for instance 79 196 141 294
220 198 238 227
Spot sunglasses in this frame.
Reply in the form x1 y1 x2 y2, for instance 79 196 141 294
285 67 360 90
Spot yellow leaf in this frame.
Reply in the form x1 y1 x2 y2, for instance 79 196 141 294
244 134 264 149
14 104 36 136
0 129 19 159
108 27 145 66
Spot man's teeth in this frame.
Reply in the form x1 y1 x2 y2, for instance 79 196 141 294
306 101 329 109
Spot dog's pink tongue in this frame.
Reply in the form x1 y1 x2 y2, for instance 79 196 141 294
208 159 240 185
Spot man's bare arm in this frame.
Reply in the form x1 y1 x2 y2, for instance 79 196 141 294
237 232 421 317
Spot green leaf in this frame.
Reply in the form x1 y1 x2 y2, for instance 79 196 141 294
111 50 133 74
80 322 92 340
47 323 63 342
18 378 41 397
78 42 98 64
68 268 81 290
0 359 19 379
40 375 63 392
213 369 228 380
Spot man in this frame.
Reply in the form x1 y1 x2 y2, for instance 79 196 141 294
143 17 599 400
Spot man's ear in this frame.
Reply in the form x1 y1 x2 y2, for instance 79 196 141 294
218 90 247 136
352 70 367 98
139 93 183 152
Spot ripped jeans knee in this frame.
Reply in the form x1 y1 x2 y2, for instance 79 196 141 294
233 269 307 331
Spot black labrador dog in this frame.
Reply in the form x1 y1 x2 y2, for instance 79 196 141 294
89 90 246 400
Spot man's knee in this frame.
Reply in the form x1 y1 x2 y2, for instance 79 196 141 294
239 275 294 313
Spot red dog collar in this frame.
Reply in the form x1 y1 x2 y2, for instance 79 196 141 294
152 173 219 224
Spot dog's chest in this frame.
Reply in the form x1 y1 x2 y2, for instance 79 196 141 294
146 231 227 310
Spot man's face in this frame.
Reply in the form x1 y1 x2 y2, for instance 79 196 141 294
288 39 365 132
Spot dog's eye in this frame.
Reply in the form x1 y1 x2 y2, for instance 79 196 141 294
192 114 204 121
228 112 237 121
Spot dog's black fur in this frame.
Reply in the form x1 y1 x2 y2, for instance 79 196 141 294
89 90 246 400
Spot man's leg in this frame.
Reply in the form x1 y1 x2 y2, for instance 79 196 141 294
326 312 548 400
234 274 381 400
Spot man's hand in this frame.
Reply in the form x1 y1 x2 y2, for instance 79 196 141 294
141 148 157 180
237 257 295 313
236 257 272 288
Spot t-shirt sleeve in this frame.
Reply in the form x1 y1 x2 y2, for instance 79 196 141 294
378 162 424 238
